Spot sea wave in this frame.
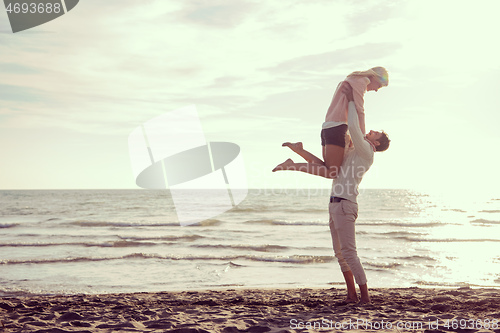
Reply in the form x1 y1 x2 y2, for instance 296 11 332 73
67 221 179 228
393 236 500 243
378 231 426 237
0 209 34 216
191 244 289 252
0 241 158 248
391 255 436 262
227 261 244 267
0 223 19 229
0 253 335 265
66 219 221 228
365 262 402 269
357 221 451 227
119 235 205 242
244 219 325 226
413 280 476 288
231 206 272 213
0 235 205 247
470 219 500 225
441 208 466 212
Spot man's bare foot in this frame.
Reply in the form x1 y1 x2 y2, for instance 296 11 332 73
359 297 371 304
272 158 294 172
345 297 358 304
282 142 303 153
359 284 371 304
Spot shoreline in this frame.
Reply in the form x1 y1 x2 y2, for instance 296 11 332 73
2 283 498 298
1 287 499 332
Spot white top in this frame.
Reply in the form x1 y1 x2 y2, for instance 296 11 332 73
331 101 375 203
322 120 347 129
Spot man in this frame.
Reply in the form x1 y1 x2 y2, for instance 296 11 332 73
329 82 390 303
273 82 390 303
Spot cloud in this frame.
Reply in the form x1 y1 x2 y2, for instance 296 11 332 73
345 0 401 35
0 83 44 102
0 63 41 74
263 43 401 75
208 76 244 89
0 0 402 142
0 6 11 33
174 0 256 28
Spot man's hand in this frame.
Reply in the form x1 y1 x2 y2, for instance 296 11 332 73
340 81 354 102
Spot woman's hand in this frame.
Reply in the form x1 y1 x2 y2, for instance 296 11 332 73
340 81 354 102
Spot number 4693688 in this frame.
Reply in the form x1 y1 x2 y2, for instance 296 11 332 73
6 2 62 14
444 319 498 330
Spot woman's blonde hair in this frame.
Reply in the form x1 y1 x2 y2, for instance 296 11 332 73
347 66 389 87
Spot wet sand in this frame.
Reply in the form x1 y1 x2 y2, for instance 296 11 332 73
1 287 499 332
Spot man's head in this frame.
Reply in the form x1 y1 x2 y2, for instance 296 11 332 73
366 130 390 152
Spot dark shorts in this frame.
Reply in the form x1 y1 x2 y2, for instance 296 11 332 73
321 124 347 147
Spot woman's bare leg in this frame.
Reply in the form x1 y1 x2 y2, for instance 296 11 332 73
273 143 345 179
323 144 344 173
272 159 336 178
282 142 324 164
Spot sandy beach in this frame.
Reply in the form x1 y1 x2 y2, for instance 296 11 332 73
1 287 499 332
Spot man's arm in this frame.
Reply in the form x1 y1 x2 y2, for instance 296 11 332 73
347 103 373 160
341 82 374 160
346 76 369 134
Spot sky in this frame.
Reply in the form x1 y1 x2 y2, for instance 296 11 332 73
1 0 500 196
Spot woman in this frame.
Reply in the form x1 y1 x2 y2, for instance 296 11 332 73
272 67 388 178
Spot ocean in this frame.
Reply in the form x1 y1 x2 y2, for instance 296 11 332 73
1 189 499 295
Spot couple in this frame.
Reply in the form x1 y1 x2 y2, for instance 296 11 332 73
273 67 390 304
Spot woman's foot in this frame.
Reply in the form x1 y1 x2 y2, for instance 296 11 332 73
282 142 303 153
272 158 294 172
